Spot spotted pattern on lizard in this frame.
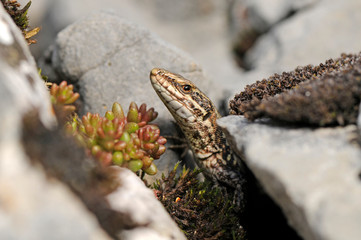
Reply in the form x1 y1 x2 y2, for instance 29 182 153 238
150 68 246 210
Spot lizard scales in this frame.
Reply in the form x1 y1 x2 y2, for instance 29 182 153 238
150 68 246 209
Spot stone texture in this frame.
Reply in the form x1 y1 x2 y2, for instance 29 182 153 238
218 115 361 240
33 0 243 98
0 154 110 240
0 4 110 240
48 11 220 117
107 167 186 240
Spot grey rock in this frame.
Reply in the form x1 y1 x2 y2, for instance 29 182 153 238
0 159 111 240
49 11 219 116
34 0 243 100
107 167 186 240
218 115 361 240
0 4 54 128
245 0 361 72
230 0 318 32
0 4 110 240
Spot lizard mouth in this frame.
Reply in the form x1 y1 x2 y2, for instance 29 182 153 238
150 68 176 103
150 68 194 121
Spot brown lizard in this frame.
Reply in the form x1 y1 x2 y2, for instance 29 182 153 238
150 68 246 210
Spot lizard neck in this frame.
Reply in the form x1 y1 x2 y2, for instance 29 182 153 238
172 109 223 159
149 67 232 163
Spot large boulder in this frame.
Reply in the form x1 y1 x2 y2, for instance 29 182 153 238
218 115 361 240
107 167 186 240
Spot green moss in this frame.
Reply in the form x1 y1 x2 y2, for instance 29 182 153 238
153 163 246 240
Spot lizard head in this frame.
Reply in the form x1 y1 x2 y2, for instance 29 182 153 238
150 68 218 125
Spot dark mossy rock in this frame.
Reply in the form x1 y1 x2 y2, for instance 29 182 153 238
153 164 246 240
256 67 361 125
230 53 361 126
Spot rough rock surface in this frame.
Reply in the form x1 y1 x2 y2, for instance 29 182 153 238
0 4 110 240
218 115 361 240
32 0 244 96
107 167 186 240
45 11 222 115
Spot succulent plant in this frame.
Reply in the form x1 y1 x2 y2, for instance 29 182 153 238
67 102 166 175
1 0 40 44
49 81 80 113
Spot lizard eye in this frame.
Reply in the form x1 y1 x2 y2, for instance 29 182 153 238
182 84 192 93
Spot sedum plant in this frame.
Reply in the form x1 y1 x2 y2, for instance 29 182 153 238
66 102 166 175
48 81 166 175
50 80 80 113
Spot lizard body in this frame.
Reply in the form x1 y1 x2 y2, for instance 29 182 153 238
150 68 246 209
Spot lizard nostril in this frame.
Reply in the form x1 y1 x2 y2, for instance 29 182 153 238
151 68 162 76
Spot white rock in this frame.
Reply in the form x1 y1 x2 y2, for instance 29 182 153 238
0 145 110 240
0 18 13 45
0 3 110 239
245 0 361 72
107 167 186 240
218 115 361 240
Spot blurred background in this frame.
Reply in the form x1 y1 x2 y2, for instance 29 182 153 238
19 0 361 94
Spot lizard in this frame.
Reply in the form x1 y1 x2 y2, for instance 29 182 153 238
150 68 247 210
